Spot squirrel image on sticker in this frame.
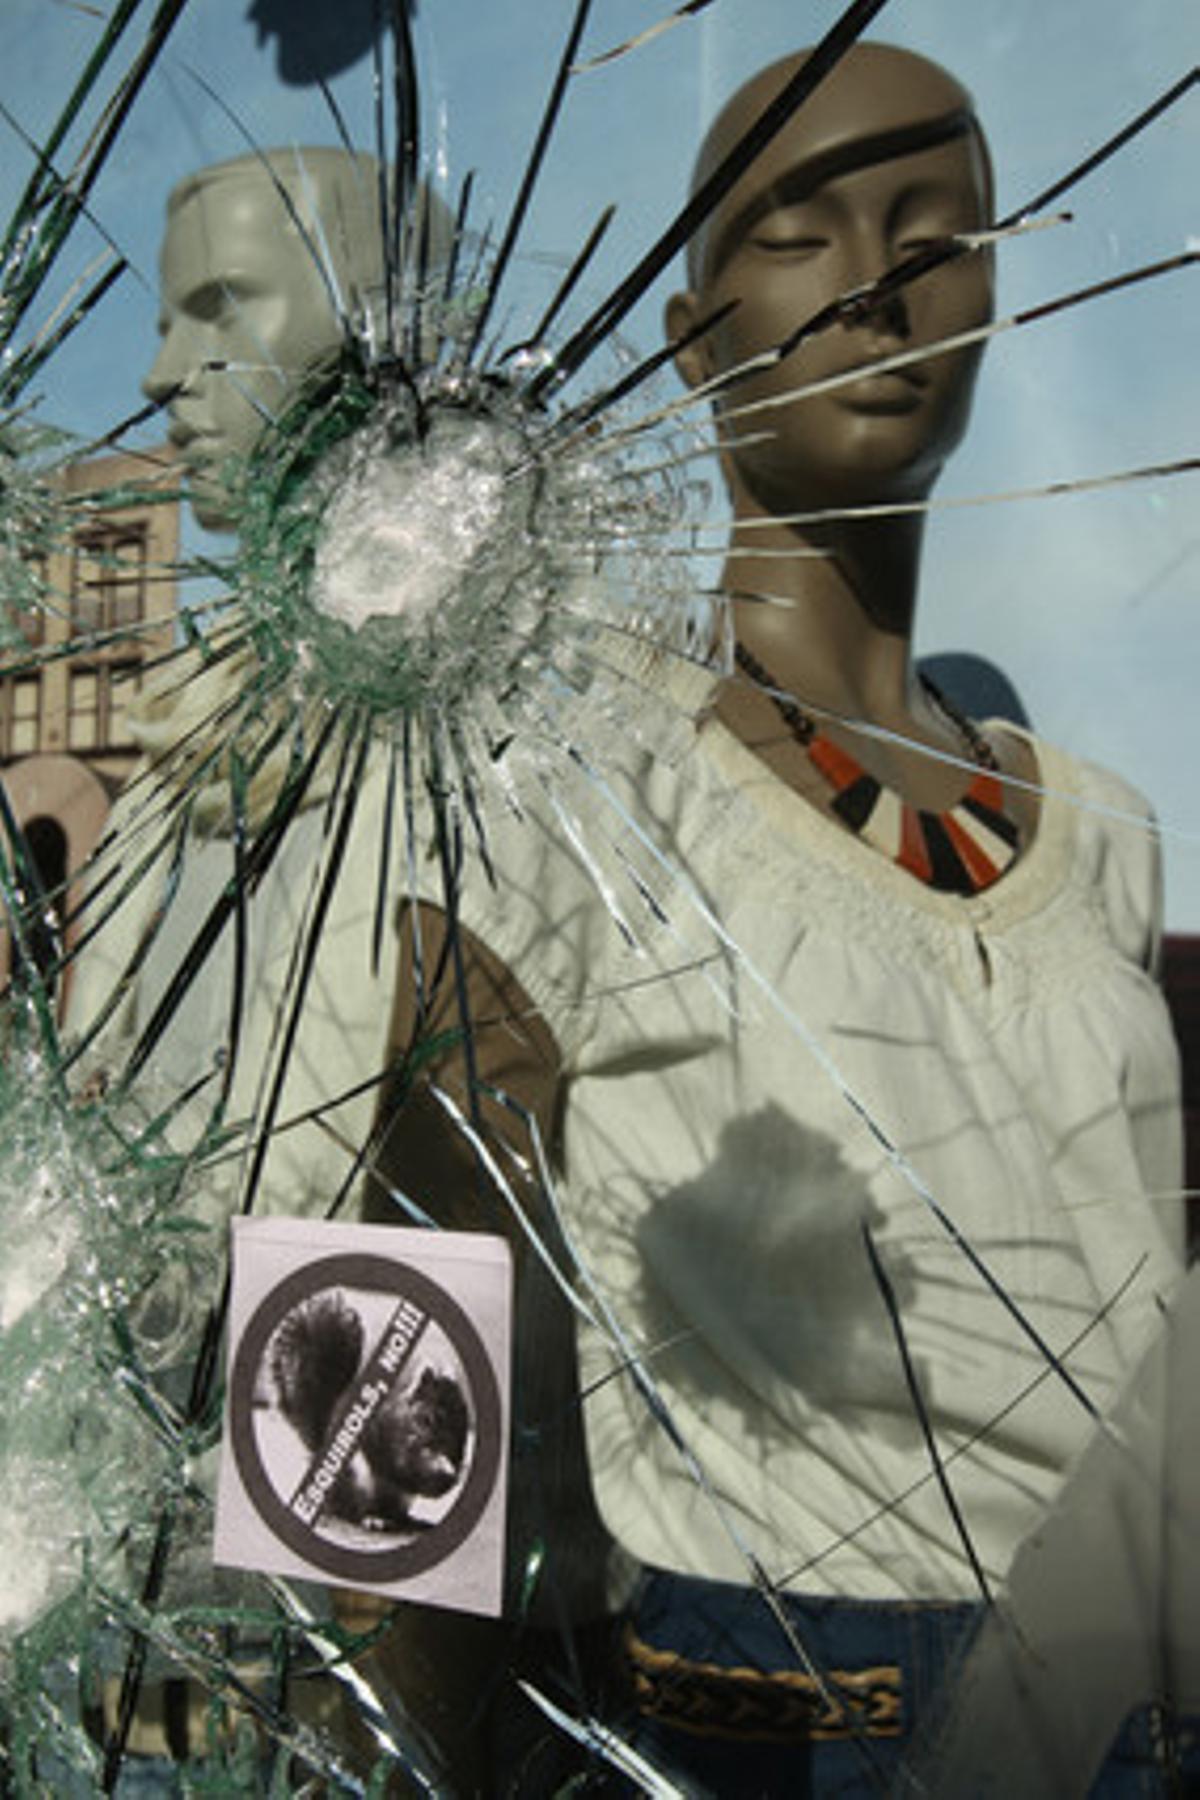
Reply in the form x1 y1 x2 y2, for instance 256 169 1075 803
270 1291 470 1531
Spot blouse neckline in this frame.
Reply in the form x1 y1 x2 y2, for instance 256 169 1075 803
695 712 1077 933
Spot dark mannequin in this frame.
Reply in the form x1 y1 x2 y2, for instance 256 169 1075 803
666 43 1038 844
610 48 1184 1795
360 48 1032 1787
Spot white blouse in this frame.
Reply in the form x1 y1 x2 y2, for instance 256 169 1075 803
507 714 1186 1601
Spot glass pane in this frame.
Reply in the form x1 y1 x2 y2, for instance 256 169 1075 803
67 668 99 751
8 677 41 754
106 663 141 746
0 6 1194 1795
70 584 102 633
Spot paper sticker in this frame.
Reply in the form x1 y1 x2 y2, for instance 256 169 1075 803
214 1217 510 1616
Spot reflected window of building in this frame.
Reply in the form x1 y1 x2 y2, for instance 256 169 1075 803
68 667 99 751
70 528 148 636
2 672 43 757
18 557 47 647
107 659 143 749
68 660 141 752
18 608 46 649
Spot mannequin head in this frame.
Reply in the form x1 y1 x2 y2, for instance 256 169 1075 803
666 45 994 516
144 148 386 531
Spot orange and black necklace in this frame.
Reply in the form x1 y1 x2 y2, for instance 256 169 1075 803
735 643 1019 896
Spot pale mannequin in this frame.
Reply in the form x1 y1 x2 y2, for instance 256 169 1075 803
665 42 1039 850
87 148 448 1776
81 146 389 1772
145 147 431 531
134 144 580 1788
129 149 453 831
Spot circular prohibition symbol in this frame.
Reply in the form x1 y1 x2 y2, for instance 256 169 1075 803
229 1253 502 1583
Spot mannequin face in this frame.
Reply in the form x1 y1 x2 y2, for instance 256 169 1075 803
668 49 994 513
144 163 374 531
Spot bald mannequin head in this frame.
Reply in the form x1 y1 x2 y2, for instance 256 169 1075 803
686 44 992 289
667 45 994 513
144 149 448 530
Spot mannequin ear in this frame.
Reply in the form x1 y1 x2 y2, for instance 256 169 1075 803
664 288 713 391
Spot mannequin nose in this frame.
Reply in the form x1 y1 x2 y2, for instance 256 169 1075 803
837 270 912 343
836 230 912 343
863 287 912 341
142 324 196 405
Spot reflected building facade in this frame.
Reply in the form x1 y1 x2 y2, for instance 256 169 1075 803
0 446 180 1004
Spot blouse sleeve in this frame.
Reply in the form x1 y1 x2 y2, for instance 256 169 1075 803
1073 757 1166 978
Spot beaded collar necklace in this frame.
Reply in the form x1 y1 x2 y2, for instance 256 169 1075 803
733 642 1019 896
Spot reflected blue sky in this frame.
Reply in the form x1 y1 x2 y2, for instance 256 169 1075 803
1 0 1196 918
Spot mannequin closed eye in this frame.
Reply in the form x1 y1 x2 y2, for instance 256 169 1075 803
171 279 262 328
888 183 986 252
750 212 832 256
752 198 979 264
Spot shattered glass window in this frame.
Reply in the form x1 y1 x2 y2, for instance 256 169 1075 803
0 1 1195 1793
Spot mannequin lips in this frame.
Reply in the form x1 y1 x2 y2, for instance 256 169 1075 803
168 424 221 465
838 369 926 412
829 354 929 413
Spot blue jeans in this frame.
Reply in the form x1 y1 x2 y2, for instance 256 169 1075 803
620 1570 1200 1797
622 1568 978 1796
1088 1706 1200 1798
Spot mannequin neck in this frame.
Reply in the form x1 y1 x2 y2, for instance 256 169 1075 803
721 479 927 728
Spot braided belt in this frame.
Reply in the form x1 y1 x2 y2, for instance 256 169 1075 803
625 1625 903 1744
